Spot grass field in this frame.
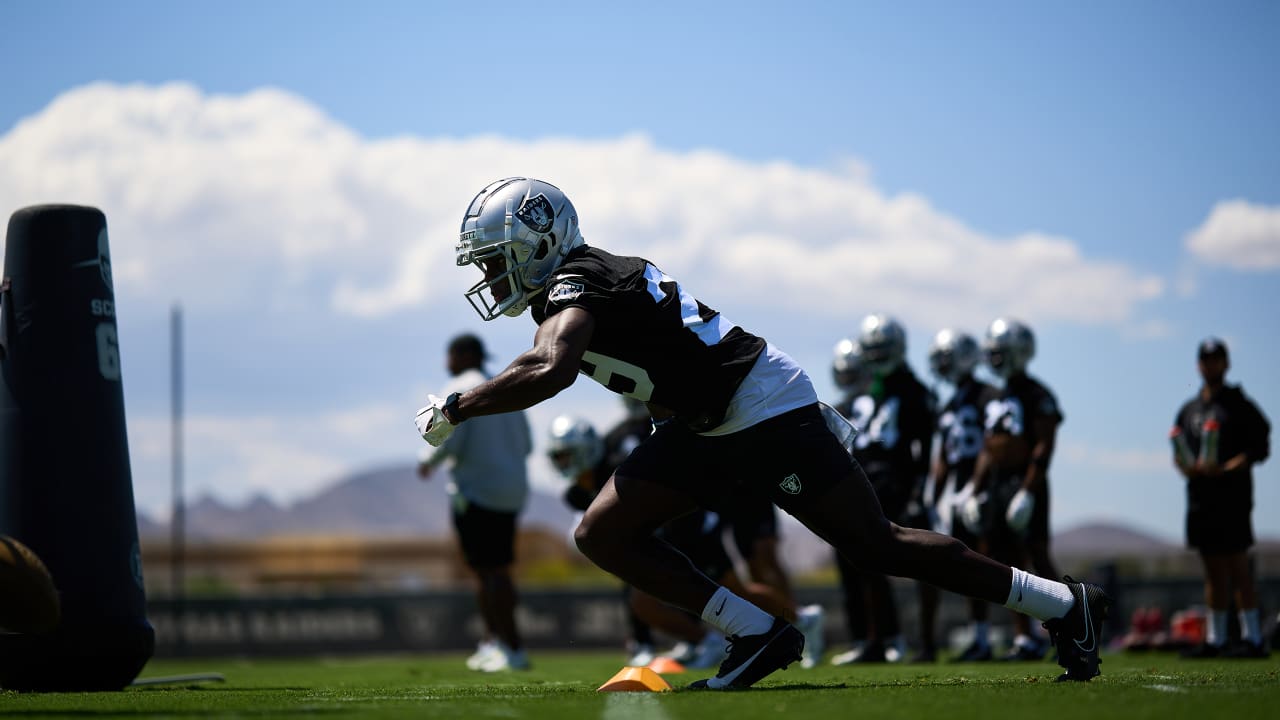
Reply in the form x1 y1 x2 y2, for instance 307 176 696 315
1 650 1276 719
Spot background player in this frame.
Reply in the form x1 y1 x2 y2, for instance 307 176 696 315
926 328 998 661
963 318 1061 661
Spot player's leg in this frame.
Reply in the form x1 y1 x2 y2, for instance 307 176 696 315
1026 482 1060 580
1184 551 1232 657
575 472 717 613
830 553 869 664
730 499 796 612
914 581 940 662
766 407 1107 680
453 502 527 671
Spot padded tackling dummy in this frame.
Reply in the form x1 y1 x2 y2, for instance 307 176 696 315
0 205 154 691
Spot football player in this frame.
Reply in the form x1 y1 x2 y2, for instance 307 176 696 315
416 177 1110 687
963 318 1062 661
926 329 999 662
830 315 936 664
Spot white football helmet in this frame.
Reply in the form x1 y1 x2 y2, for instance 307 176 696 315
831 337 866 391
856 313 907 377
457 177 585 320
547 415 603 480
983 318 1035 379
928 329 980 383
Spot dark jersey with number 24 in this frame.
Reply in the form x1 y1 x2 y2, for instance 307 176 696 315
530 245 766 432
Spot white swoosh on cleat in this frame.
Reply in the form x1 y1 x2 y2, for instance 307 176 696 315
1072 591 1095 654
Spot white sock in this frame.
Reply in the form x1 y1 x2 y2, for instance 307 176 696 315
701 586 774 638
1240 608 1261 645
1004 567 1075 621
1207 610 1228 647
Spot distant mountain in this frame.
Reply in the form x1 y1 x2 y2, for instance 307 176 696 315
1052 522 1179 556
137 463 576 542
137 464 1269 576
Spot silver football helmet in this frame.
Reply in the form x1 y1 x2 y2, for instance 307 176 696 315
547 415 603 480
832 337 866 391
928 329 980 384
983 318 1035 379
457 177 585 320
856 313 907 377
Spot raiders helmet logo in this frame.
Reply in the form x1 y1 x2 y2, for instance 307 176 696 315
779 473 802 495
548 279 585 303
516 194 555 233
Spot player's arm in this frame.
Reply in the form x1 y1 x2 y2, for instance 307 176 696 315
457 307 595 419
1022 414 1058 491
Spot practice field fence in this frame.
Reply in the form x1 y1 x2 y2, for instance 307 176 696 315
147 575 1280 657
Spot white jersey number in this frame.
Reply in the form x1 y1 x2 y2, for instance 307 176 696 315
850 395 901 450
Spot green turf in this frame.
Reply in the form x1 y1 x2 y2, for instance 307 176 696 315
1 651 1276 719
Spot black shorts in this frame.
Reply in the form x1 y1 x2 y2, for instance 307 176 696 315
724 494 780 558
1187 498 1253 554
617 403 849 518
451 499 517 569
655 510 733 581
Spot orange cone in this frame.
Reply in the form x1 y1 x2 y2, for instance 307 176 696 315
597 666 673 692
646 656 687 674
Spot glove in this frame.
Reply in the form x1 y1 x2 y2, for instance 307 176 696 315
959 484 987 535
415 394 456 447
1006 487 1035 533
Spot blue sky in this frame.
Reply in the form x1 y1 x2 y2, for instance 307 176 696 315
2 1 1278 544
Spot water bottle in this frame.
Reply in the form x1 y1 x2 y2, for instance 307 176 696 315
1169 426 1195 467
1199 419 1220 466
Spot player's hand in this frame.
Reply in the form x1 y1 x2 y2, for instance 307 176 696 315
415 394 456 447
960 484 986 535
1006 487 1035 532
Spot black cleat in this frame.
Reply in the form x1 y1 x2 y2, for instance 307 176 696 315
1223 642 1269 659
1042 576 1110 682
688 617 803 690
1180 642 1222 659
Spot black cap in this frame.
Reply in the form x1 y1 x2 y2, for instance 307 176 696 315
448 333 488 359
1197 337 1229 360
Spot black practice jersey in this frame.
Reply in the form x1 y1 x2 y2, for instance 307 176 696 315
532 246 766 432
982 373 1062 455
844 366 937 485
1174 384 1271 505
937 376 998 484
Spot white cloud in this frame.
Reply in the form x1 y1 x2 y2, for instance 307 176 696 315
1185 199 1280 271
1 82 1164 333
